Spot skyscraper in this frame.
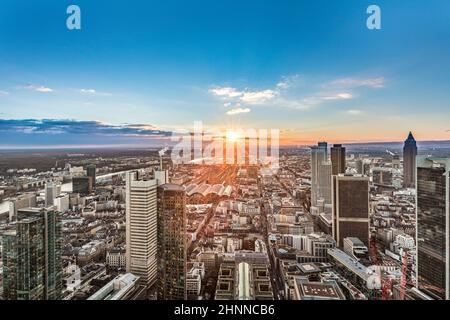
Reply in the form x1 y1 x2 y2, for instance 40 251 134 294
72 176 91 194
2 208 62 300
332 174 370 247
125 172 158 287
45 182 56 207
157 184 187 300
331 144 346 175
86 164 96 189
403 132 418 188
311 142 329 207
416 156 450 300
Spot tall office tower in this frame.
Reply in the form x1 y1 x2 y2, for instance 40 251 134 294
416 156 450 300
311 142 328 206
157 184 187 300
86 164 96 189
2 208 62 300
72 176 91 194
45 182 56 206
403 131 418 188
332 174 370 248
125 172 158 287
331 144 346 175
355 159 363 174
318 142 328 155
318 161 332 205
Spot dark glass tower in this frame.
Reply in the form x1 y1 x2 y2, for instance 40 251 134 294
416 157 450 300
311 142 329 206
331 144 346 175
157 184 187 300
403 132 418 188
332 174 370 247
2 208 63 300
86 164 96 189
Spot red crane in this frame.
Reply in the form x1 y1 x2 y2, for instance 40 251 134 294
399 251 408 300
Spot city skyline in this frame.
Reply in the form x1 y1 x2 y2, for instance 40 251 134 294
1 0 450 148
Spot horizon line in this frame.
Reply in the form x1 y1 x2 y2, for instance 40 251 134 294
1 138 450 151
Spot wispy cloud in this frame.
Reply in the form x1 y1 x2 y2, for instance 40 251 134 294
209 87 242 98
240 90 278 104
0 119 171 137
325 77 385 89
322 92 353 100
25 84 53 93
226 107 251 115
79 88 112 96
345 109 364 115
276 74 300 89
80 88 96 94
210 74 383 111
277 92 354 110
210 87 278 105
0 90 9 96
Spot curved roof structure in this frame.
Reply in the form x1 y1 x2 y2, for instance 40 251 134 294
185 183 233 198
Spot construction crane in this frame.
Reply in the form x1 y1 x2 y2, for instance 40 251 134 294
369 236 380 265
399 251 408 300
369 236 393 299
382 276 392 300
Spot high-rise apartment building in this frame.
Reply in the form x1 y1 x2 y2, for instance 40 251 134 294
403 132 418 188
331 144 346 175
332 174 370 247
2 208 62 300
416 156 450 300
125 172 158 287
157 184 187 300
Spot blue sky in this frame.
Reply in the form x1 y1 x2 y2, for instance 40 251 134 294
1 0 450 147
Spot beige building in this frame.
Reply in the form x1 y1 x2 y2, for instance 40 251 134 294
125 172 158 287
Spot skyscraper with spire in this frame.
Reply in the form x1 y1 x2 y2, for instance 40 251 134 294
403 132 418 188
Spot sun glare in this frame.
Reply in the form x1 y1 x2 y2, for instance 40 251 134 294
226 131 239 142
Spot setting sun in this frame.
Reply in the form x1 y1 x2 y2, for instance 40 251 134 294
226 131 240 142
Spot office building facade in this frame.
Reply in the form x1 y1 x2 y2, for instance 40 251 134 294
331 144 346 176
416 156 450 300
2 208 62 300
125 172 158 287
332 175 370 247
157 184 187 300
403 132 418 188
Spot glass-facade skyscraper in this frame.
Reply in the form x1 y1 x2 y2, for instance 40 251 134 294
311 142 331 207
416 156 450 300
2 208 63 300
157 184 187 300
86 164 96 189
403 132 418 188
332 174 370 247
331 144 346 176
